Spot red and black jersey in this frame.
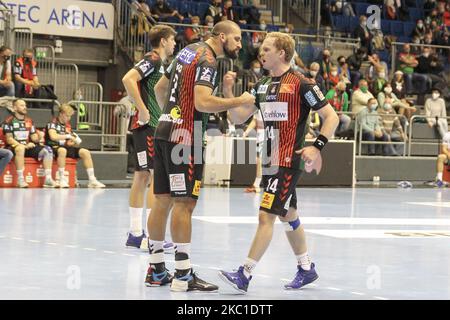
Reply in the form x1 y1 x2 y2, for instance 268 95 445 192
155 42 218 146
45 117 72 147
251 68 328 170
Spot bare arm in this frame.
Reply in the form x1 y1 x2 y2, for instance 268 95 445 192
155 76 170 110
222 71 257 124
122 69 145 114
194 85 254 114
48 128 74 143
316 104 340 139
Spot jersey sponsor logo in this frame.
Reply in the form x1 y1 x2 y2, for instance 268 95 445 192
13 122 19 128
305 91 318 107
284 194 293 210
14 131 29 141
170 106 182 119
192 180 201 197
250 88 257 97
169 173 187 192
137 150 148 168
257 85 268 94
280 84 295 94
159 66 165 74
159 106 184 125
260 192 275 209
266 95 277 101
199 67 214 82
260 102 288 121
313 85 325 101
269 84 279 95
137 60 153 75
177 48 196 64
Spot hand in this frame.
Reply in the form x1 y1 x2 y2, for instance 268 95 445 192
137 108 150 125
223 71 236 91
26 142 35 149
239 91 256 107
296 146 322 174
66 140 75 147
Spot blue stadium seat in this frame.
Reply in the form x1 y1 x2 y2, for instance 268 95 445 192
354 2 371 17
403 22 416 37
197 2 210 19
390 21 404 37
349 16 360 33
380 19 390 34
409 8 423 22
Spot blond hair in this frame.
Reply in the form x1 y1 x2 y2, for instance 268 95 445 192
265 32 296 63
59 104 75 117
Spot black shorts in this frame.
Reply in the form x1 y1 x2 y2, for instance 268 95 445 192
153 139 204 200
53 146 81 159
132 124 155 171
12 145 46 161
260 167 301 217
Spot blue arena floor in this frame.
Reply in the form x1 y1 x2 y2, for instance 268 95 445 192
0 187 449 300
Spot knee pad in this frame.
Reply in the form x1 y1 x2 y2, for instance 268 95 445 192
283 218 301 232
38 146 53 161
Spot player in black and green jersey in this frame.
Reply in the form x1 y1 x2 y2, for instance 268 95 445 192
122 25 177 256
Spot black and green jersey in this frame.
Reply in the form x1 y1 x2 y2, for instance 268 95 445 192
2 115 36 145
130 50 165 130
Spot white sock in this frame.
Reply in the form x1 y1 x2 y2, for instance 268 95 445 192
437 172 443 181
87 168 95 181
175 243 191 256
296 252 311 271
58 168 65 179
145 209 151 235
243 257 258 278
253 176 262 188
45 169 52 180
149 239 164 254
129 207 143 236
17 169 24 181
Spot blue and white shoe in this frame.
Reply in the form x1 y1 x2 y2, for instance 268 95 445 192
434 180 448 188
284 263 319 290
125 230 147 249
218 266 251 294
163 240 175 254
145 265 173 287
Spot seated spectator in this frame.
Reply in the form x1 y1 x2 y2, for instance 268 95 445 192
332 0 355 16
326 81 351 136
2 99 56 188
351 79 375 115
424 0 437 12
14 49 41 99
398 43 428 96
243 59 262 91
411 19 426 41
306 62 327 95
357 98 397 156
151 0 184 22
353 15 372 54
207 0 224 24
45 104 105 188
392 70 407 99
223 0 246 24
425 87 448 138
308 110 322 138
433 131 450 187
327 65 340 90
0 46 14 97
184 16 202 44
347 48 366 87
0 147 13 176
416 46 447 97
337 56 352 87
132 0 157 24
202 16 215 41
378 82 416 121
385 0 398 20
319 48 333 82
371 72 388 98
378 97 407 154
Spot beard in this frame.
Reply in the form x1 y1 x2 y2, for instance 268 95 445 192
223 40 239 59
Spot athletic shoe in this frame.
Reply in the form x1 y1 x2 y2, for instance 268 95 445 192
218 266 251 294
43 178 57 188
125 231 146 249
145 265 173 287
434 180 448 188
284 263 319 290
59 177 70 188
17 180 29 188
170 269 219 292
87 179 105 188
163 240 175 254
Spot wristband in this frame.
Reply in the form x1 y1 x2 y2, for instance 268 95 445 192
313 134 328 151
65 134 72 140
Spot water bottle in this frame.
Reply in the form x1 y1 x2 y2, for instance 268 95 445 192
372 176 380 186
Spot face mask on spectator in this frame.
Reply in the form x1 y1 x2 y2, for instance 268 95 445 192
336 1 342 9
417 23 424 29
260 24 266 31
384 87 392 94
360 86 368 93
208 22 214 27
423 52 430 58
383 103 392 110
370 104 377 111
253 68 261 74
310 70 318 77
432 92 440 100
24 56 32 63
379 72 386 78
331 71 338 76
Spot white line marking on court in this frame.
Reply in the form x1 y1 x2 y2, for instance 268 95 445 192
46 242 58 246
254 274 270 278
208 267 221 271
122 253 135 257
350 291 365 296
193 216 450 226
65 245 77 248
28 240 40 243
306 229 450 238
407 202 450 208
12 237 23 240
373 296 389 300
326 287 342 291
103 251 116 254
83 248 96 251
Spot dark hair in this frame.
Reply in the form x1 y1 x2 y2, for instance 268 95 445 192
148 25 176 48
0 46 12 54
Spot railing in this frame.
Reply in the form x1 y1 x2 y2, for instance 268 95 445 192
407 115 450 156
2 97 61 114
260 0 283 24
12 28 33 54
289 0 320 34
69 100 128 152
355 113 409 156
33 45 56 87
55 63 79 104
0 6 14 48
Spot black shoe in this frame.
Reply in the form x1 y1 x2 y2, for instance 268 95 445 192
170 269 219 292
145 265 173 287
